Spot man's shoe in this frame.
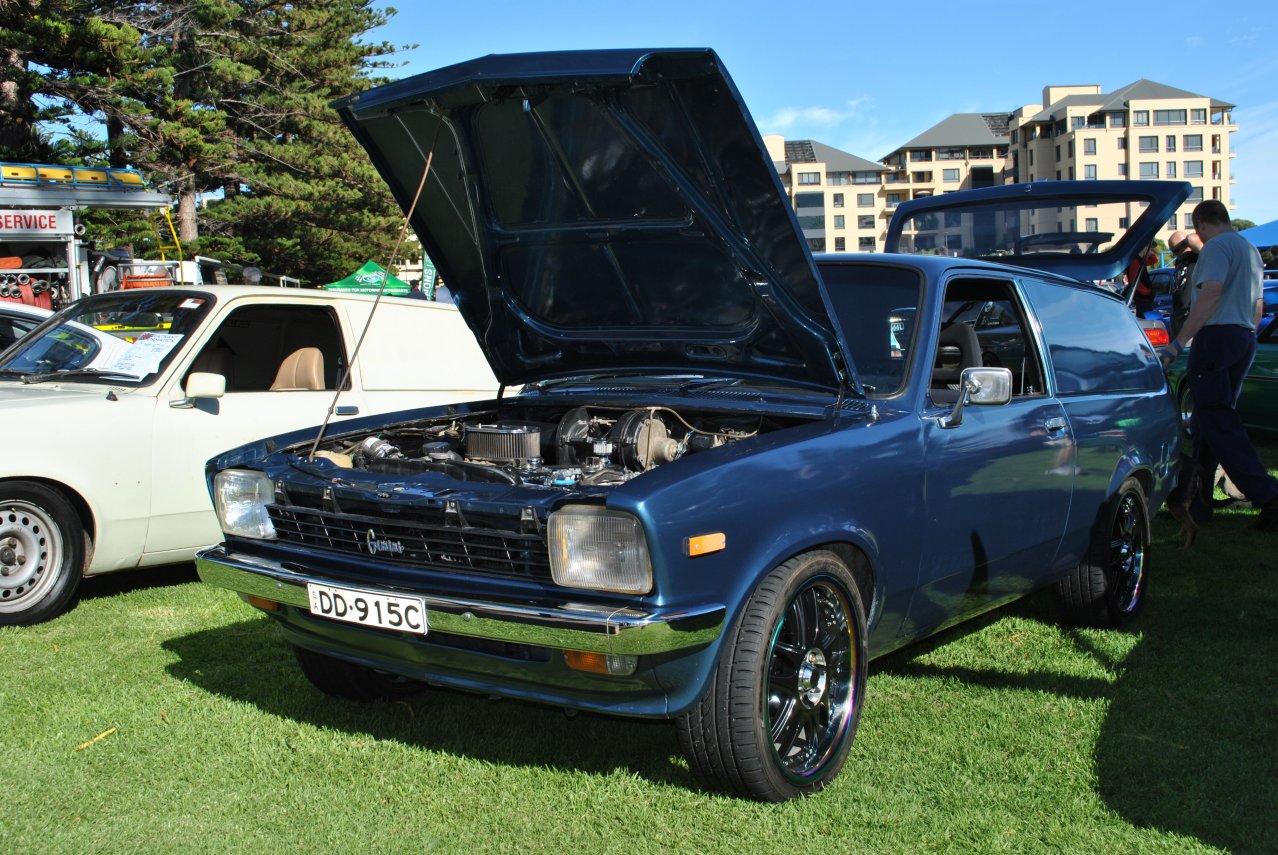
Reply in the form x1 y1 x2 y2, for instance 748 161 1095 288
1252 497 1278 532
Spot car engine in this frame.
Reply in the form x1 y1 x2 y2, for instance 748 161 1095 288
304 404 778 488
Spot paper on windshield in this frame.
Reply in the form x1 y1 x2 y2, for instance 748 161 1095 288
105 332 184 378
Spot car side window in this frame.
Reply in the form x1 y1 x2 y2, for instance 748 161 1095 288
1019 278 1163 395
0 313 40 351
931 278 1047 405
185 304 349 392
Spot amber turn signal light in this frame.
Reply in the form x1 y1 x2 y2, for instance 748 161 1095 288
244 594 281 612
563 650 638 676
684 532 725 557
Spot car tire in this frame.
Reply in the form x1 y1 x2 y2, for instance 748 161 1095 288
1056 477 1149 628
676 549 867 802
292 645 425 701
0 482 85 626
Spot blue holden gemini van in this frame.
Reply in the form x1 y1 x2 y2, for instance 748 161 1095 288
196 49 1187 801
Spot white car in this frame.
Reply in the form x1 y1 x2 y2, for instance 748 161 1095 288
0 301 53 352
0 285 499 624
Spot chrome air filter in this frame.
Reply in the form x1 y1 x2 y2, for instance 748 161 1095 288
463 423 541 465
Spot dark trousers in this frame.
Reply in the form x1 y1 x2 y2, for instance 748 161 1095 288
1189 324 1278 507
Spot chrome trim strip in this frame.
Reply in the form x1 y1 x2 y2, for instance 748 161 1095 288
196 546 724 655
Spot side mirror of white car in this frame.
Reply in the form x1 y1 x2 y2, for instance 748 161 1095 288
170 371 227 409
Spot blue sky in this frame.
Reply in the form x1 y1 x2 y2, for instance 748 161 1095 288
368 0 1278 225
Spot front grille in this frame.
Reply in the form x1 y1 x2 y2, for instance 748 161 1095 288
268 503 551 581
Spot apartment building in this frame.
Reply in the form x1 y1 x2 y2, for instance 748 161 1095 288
764 135 887 252
770 78 1236 253
1009 80 1235 242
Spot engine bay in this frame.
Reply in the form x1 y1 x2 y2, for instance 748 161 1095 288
301 404 804 489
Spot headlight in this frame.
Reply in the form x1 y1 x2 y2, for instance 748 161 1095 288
212 469 277 540
548 506 652 594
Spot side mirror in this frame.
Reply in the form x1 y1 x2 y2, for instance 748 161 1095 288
938 367 1013 429
170 371 226 409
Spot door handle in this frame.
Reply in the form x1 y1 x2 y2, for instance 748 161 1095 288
334 405 359 416
1044 416 1067 433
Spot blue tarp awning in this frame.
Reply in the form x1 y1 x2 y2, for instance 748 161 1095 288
1239 219 1278 248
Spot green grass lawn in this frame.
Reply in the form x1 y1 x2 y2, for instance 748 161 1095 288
3 445 1276 854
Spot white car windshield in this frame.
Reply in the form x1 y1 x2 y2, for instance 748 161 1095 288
0 290 215 385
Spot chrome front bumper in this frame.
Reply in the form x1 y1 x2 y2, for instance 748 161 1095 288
196 546 725 656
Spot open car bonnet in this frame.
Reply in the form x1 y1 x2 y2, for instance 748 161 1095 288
885 180 1192 282
335 49 848 392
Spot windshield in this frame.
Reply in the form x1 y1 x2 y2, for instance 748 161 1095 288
0 291 214 385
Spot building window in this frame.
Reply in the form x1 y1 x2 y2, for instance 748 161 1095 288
909 150 932 162
1068 140 1075 158
807 238 826 252
797 172 820 185
1010 130 1019 144
1184 160 1204 178
1084 164 1097 180
1191 108 1207 125
858 237 875 251
1068 166 1075 179
853 171 880 185
1085 218 1099 232
1119 217 1129 228
938 147 964 160
1139 162 1159 179
1028 150 1034 166
911 171 932 183
858 214 874 229
797 215 824 230
1055 144 1061 161
794 192 824 208
1117 163 1127 176
1187 186 1204 202
1168 215 1178 229
1109 112 1126 128
1166 161 1177 178
969 147 993 159
833 193 845 208
886 193 902 208
833 215 845 229
1083 138 1096 156
834 237 846 252
1071 116 1086 129
1055 170 1061 180
1211 134 1222 154
1184 134 1203 151
942 168 960 182
827 172 851 185
856 193 874 207
1154 109 1186 125
1166 135 1176 152
1139 135 1158 153
1117 137 1127 150
1133 110 1149 126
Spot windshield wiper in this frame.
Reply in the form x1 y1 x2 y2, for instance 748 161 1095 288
20 368 144 385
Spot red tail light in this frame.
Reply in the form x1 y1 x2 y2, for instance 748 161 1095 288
1143 327 1170 347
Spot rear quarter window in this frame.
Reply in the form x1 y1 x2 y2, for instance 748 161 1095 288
1020 279 1163 395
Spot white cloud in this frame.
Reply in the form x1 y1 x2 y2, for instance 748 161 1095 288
759 97 871 133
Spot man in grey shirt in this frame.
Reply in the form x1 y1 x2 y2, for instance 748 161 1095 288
1160 199 1277 530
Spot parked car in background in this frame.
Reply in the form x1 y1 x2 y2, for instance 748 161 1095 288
0 286 499 625
1168 314 1278 436
0 301 52 351
195 49 1183 802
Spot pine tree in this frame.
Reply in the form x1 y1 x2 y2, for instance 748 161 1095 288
0 0 411 284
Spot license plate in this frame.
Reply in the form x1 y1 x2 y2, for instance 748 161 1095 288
306 582 428 635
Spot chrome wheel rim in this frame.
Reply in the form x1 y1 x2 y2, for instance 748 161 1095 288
1111 493 1146 614
0 500 63 614
765 578 856 781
